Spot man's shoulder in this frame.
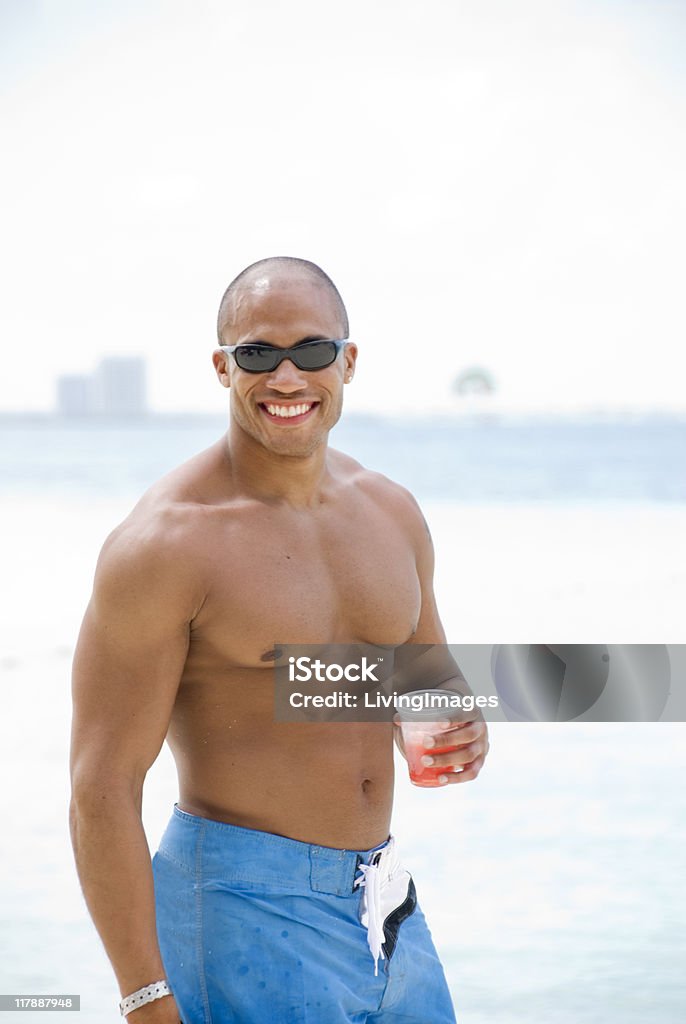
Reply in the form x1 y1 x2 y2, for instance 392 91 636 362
329 448 426 530
99 441 229 575
96 501 202 592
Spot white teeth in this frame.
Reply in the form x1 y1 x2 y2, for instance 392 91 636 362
265 403 312 418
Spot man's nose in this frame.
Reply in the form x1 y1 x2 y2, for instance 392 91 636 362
265 356 308 392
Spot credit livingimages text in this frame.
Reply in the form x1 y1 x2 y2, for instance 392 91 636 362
288 689 499 711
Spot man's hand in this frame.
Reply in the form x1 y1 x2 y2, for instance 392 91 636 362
394 715 490 785
422 716 489 784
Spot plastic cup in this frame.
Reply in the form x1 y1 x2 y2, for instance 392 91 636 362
395 689 460 788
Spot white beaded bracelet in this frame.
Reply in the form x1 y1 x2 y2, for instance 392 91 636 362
119 979 172 1016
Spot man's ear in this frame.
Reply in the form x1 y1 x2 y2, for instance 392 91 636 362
212 349 231 389
344 342 358 383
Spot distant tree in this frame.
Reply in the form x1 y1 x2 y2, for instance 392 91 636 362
453 367 496 396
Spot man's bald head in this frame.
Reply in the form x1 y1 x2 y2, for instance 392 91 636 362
216 257 349 343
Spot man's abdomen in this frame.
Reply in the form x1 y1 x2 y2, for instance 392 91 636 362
170 718 395 850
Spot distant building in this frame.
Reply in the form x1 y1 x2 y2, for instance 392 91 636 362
56 357 148 416
91 357 147 416
56 374 94 417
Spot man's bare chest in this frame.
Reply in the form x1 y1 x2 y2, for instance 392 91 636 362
186 508 421 669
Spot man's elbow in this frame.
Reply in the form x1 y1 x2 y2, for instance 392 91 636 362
69 761 145 824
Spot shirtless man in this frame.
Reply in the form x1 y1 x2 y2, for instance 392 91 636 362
69 257 489 1024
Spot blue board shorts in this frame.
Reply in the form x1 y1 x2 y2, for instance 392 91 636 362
152 805 456 1023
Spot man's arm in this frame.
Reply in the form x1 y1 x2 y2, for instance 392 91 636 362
69 512 205 1021
394 493 490 784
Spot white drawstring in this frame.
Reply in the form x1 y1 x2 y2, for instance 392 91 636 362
354 839 402 976
355 856 385 975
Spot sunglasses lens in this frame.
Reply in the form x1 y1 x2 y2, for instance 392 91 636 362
231 340 342 372
233 346 279 372
293 341 338 369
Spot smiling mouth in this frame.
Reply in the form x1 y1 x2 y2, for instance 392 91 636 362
259 401 319 423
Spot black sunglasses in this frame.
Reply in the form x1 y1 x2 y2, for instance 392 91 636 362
219 339 348 373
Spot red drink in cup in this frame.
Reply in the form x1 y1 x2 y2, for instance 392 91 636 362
396 690 460 788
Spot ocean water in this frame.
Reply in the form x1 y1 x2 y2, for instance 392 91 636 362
1 411 684 502
1 414 684 1023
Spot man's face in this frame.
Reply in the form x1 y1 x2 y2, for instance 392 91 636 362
213 274 357 458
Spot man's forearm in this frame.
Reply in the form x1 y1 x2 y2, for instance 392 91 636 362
69 782 180 1021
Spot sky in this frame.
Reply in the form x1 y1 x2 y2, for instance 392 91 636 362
2 0 685 415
